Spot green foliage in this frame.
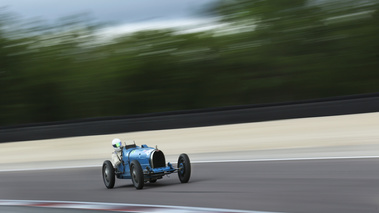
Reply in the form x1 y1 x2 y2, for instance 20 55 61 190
0 0 378 126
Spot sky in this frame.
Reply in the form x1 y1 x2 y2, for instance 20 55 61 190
0 0 218 25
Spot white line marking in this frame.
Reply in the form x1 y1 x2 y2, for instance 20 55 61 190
0 165 100 172
1 155 379 172
192 155 379 163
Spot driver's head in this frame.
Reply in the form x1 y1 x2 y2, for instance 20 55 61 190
112 138 122 151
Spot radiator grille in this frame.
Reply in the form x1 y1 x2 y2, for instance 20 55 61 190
151 150 166 168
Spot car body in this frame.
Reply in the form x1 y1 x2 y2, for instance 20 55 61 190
102 143 191 189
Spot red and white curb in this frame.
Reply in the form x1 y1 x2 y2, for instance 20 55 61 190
0 200 285 213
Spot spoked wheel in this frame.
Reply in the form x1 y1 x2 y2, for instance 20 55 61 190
130 160 144 189
177 154 191 183
102 160 115 189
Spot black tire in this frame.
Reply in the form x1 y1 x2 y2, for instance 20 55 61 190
102 160 115 189
130 160 144 189
177 154 191 183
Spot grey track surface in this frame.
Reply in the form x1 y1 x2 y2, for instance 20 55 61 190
1 159 379 213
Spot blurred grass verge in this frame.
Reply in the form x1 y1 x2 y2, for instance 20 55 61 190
0 112 378 170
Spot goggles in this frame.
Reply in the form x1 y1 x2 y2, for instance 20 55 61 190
113 142 121 148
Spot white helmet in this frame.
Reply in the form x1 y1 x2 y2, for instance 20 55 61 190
112 138 122 151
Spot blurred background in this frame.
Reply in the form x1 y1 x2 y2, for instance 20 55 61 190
0 0 378 126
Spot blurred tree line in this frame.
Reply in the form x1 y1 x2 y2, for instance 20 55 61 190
0 0 378 126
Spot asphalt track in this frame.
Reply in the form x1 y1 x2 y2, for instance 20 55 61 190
1 158 379 213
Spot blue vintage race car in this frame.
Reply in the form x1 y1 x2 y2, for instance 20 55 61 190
102 143 191 190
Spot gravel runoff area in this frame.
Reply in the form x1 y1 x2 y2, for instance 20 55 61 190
0 112 378 170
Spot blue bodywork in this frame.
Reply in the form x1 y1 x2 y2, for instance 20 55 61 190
115 144 176 181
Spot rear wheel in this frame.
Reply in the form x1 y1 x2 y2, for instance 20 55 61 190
130 160 144 189
177 154 191 183
102 160 115 189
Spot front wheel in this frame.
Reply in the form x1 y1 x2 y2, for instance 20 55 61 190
102 160 115 189
177 154 191 183
130 160 144 189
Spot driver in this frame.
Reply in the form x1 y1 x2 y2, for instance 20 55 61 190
111 138 123 168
